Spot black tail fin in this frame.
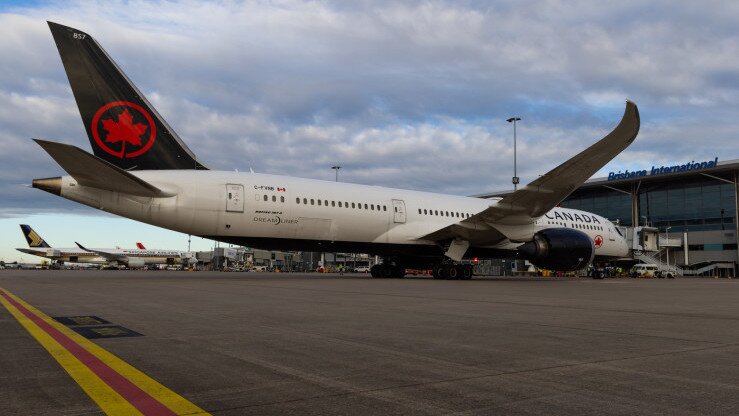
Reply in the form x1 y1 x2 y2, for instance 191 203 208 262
20 225 51 248
47 21 207 171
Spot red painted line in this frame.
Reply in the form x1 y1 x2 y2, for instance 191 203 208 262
0 290 176 416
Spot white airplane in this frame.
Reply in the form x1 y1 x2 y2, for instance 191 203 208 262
31 22 638 279
15 224 193 268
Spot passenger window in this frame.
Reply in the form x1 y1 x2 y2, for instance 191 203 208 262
346 202 350 208
338 201 342 207
383 206 387 211
332 201 335 207
280 196 285 203
364 203 368 209
318 199 322 206
351 202 355 208
418 209 422 214
272 195 276 202
358 203 362 209
311 199 315 205
303 198 307 204
296 197 300 204
263 195 268 201
324 200 328 206
424 209 427 215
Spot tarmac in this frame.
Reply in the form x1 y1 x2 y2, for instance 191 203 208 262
2 270 739 415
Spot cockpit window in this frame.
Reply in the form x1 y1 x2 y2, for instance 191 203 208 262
615 227 623 237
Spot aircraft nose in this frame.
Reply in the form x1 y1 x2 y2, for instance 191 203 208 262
32 177 61 196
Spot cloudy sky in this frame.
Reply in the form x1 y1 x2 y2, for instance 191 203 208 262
1 0 738 262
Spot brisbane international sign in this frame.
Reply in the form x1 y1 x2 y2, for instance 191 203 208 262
607 157 719 182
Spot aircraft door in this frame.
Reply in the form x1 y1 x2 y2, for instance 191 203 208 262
392 199 406 223
226 184 244 213
608 225 615 241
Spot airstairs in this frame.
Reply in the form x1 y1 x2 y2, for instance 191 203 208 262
625 227 734 277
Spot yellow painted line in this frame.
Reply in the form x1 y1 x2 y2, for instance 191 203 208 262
0 289 142 415
0 288 209 415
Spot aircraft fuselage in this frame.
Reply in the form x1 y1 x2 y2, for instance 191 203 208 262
52 170 629 263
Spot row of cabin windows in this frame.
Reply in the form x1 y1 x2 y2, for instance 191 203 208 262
262 195 286 203
295 197 388 212
418 208 472 219
262 195 471 218
546 220 603 231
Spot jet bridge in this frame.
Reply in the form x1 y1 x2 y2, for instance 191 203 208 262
618 225 660 254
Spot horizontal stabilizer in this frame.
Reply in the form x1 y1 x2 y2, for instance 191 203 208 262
34 139 174 198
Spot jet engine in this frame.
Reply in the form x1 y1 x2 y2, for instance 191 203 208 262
518 228 595 271
125 258 146 269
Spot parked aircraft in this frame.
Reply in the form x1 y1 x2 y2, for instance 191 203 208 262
15 224 193 268
31 22 639 279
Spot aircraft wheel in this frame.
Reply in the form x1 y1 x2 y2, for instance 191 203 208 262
461 265 473 280
432 265 444 280
441 264 455 280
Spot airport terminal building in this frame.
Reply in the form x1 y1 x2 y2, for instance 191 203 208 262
483 157 739 274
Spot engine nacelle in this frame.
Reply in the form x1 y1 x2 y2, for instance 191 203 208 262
125 258 146 268
518 228 595 271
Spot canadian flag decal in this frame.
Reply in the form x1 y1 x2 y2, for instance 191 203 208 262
277 187 286 192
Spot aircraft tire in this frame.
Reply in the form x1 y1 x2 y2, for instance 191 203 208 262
461 265 473 280
442 264 456 280
432 265 444 280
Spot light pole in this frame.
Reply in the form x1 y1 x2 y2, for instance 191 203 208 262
665 226 672 270
331 165 341 182
506 117 521 191
330 165 341 273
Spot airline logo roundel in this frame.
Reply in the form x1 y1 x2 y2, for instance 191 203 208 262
594 235 604 249
91 101 156 158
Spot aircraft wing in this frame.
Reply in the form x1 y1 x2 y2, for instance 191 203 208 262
75 242 125 263
34 139 175 198
419 101 639 245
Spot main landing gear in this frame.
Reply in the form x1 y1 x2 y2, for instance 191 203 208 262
370 260 474 280
370 264 406 278
432 264 473 280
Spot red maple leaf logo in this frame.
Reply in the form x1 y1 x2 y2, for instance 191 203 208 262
594 235 603 248
101 109 148 146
